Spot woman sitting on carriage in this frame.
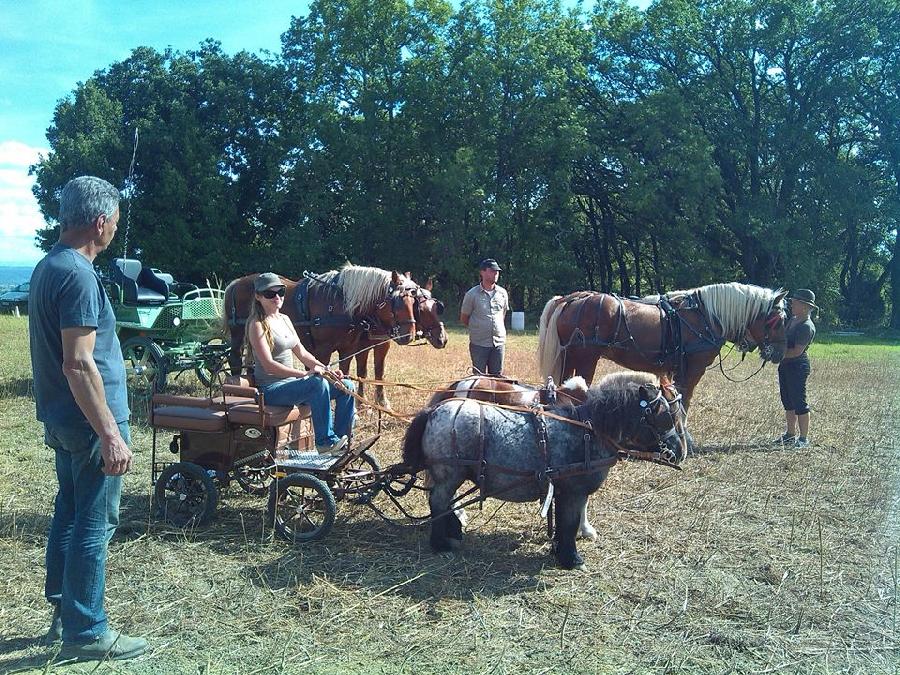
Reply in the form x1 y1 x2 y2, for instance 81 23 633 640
245 272 355 454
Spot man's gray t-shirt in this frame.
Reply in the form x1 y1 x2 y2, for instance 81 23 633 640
29 244 129 425
782 317 816 363
461 284 509 348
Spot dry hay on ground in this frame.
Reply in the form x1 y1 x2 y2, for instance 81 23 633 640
0 320 898 674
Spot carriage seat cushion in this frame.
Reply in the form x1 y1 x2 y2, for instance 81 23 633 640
153 406 226 432
221 383 260 399
111 258 169 305
227 403 309 427
152 394 213 408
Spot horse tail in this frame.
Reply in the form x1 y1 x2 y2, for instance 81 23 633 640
221 279 236 338
537 296 566 383
401 408 431 471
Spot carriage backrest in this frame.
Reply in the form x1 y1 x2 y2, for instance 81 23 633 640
111 258 171 305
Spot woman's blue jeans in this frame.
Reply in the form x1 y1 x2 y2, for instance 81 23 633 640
43 420 129 644
260 375 355 446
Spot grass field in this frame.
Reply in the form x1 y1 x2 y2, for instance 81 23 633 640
0 315 898 674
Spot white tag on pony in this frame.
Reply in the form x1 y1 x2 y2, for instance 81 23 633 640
540 482 555 518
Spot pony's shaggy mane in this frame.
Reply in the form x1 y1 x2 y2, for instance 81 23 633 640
317 264 406 318
668 282 784 342
552 371 658 441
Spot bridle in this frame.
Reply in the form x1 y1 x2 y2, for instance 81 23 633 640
638 386 688 464
370 283 419 340
411 288 445 341
737 304 786 362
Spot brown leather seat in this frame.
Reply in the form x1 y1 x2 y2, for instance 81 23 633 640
153 406 226 432
227 403 303 426
221 375 312 426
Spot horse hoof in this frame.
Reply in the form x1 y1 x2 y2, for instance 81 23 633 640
578 525 598 541
447 538 462 550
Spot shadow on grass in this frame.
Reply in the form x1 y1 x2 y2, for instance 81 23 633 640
0 640 63 675
0 376 34 399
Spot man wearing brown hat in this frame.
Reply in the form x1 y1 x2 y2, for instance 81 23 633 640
460 259 509 375
773 289 817 448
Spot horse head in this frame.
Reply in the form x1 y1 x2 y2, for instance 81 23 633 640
368 271 418 345
410 276 448 349
637 382 689 464
741 289 788 363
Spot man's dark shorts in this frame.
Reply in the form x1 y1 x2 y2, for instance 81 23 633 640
778 358 811 414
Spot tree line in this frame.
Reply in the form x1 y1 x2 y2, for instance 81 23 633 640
31 0 900 327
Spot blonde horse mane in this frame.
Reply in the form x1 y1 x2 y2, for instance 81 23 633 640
318 263 400 318
537 296 566 382
668 282 782 342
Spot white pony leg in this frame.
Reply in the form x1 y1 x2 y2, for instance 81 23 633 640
578 503 598 540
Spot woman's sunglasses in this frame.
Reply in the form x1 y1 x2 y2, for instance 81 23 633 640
261 287 286 299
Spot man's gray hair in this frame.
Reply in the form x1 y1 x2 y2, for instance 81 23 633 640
59 176 120 232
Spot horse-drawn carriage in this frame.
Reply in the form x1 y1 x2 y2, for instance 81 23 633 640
106 258 229 399
149 369 687 567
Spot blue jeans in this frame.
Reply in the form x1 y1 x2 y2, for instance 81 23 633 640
260 376 355 446
44 420 129 643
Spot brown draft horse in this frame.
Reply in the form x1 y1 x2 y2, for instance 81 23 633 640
222 264 448 407
538 282 788 413
429 371 686 540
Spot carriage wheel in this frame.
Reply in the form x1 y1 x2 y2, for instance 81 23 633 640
121 336 167 400
338 451 381 505
154 461 218 527
268 473 336 544
195 338 229 387
234 453 275 496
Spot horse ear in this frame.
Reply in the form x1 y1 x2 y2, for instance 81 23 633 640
774 289 789 308
392 271 401 286
424 277 433 291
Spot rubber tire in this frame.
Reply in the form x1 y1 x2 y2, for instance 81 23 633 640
268 472 336 544
154 461 218 527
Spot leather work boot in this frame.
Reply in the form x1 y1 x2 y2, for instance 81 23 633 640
41 604 62 645
59 629 148 662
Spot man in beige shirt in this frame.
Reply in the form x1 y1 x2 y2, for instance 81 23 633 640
460 259 510 375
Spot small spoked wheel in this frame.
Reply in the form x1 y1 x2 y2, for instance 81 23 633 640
234 453 275 496
154 461 218 527
268 473 336 543
122 336 167 400
195 338 230 387
338 451 381 505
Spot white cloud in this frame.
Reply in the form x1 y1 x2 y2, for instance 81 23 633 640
0 140 49 265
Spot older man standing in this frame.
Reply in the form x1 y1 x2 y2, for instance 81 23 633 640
460 258 510 375
29 176 148 660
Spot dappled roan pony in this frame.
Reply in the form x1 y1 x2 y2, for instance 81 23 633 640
430 371 685 541
402 374 688 569
222 264 447 405
538 282 788 412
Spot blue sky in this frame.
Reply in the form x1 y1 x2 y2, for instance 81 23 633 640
0 0 649 267
0 0 307 265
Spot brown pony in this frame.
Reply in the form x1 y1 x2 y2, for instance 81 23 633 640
538 282 788 412
426 375 590 408
222 264 447 406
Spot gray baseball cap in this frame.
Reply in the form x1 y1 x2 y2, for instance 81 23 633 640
254 272 284 293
